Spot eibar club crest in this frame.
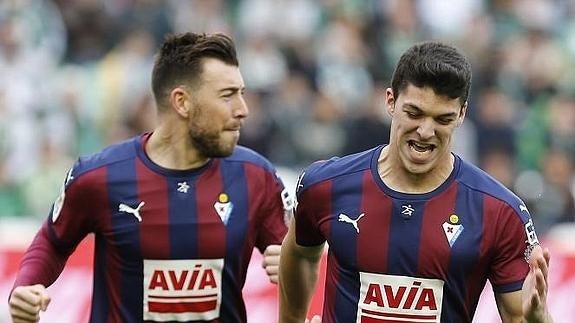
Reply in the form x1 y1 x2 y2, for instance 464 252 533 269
442 214 464 247
214 193 233 225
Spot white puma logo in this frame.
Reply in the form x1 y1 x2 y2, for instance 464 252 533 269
338 213 365 234
119 201 145 222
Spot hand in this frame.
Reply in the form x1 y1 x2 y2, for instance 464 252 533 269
305 315 322 323
522 245 553 323
262 244 281 284
8 284 51 323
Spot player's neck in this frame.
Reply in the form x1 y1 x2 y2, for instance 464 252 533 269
145 124 210 170
378 146 454 194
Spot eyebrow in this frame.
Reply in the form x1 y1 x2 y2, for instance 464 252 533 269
403 103 459 118
219 86 245 94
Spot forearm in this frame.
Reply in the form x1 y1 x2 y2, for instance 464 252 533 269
497 289 554 323
12 223 71 290
278 230 323 323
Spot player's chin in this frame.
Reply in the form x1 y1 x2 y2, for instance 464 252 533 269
222 129 240 141
402 153 437 174
217 138 239 157
405 163 435 175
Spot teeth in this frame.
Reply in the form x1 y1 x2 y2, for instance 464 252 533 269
410 141 432 152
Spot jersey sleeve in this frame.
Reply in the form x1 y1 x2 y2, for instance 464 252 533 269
12 160 98 289
48 160 99 248
294 167 328 247
254 168 290 252
11 222 69 291
488 203 535 293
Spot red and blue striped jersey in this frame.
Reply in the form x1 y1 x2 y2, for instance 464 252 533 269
295 146 538 323
14 133 289 323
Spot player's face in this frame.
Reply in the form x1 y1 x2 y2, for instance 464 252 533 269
187 58 248 158
385 84 466 175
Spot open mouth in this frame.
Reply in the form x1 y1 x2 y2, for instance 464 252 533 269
408 140 435 153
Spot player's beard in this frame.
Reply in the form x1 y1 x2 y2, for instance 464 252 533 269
189 127 235 158
188 119 238 158
188 97 239 158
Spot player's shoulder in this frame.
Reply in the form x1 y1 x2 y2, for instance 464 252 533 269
70 136 141 180
224 145 276 173
297 147 379 194
456 156 527 217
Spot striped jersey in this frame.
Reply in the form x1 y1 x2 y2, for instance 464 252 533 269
295 146 538 323
14 133 289 323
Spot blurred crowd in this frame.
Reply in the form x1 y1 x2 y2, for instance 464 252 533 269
0 0 574 235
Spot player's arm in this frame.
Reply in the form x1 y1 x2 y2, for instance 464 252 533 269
495 290 525 323
279 218 324 323
8 223 70 322
495 245 553 323
258 169 293 284
9 164 94 322
521 245 553 322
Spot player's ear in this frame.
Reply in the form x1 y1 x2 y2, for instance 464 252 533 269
385 88 395 116
169 86 191 118
456 101 468 127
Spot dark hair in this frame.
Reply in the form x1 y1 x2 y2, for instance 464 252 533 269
151 32 239 108
391 41 472 105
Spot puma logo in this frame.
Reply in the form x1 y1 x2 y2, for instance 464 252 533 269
338 213 365 234
119 201 145 222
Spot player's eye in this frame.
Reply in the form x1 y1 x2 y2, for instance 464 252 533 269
437 117 454 125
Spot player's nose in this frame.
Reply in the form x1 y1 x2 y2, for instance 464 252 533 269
416 118 435 139
233 95 248 119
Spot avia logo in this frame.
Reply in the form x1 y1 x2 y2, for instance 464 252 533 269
359 273 443 323
178 181 190 193
338 213 365 233
148 264 217 291
401 204 415 218
119 201 145 222
364 281 437 310
144 259 223 321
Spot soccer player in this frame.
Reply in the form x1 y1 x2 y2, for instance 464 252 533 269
279 41 553 323
8 32 291 323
